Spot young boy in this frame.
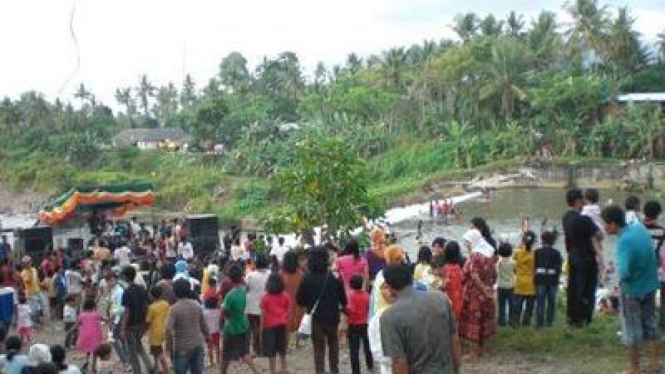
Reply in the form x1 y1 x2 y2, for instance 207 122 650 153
221 264 260 374
496 242 515 327
346 275 373 374
146 286 170 374
203 295 221 367
259 274 291 374
63 295 78 349
582 188 606 283
534 231 563 328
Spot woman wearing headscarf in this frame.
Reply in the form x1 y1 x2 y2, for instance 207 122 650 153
459 228 497 363
364 228 387 286
368 245 404 320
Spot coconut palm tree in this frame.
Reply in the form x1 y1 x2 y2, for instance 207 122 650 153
657 31 665 62
452 13 479 42
479 15 504 37
380 47 408 90
180 74 197 109
565 0 610 66
605 7 646 74
219 52 250 94
505 11 525 37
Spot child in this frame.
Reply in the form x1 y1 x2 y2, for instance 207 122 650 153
146 286 170 374
63 296 78 349
76 297 103 368
434 241 463 320
512 231 536 327
259 273 290 374
534 231 563 328
625 195 641 225
93 343 114 374
345 275 373 374
582 189 606 281
496 242 515 327
203 295 222 367
413 246 433 287
16 293 33 344
221 264 261 374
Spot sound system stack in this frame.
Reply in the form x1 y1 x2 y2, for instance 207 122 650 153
16 226 53 264
186 214 220 257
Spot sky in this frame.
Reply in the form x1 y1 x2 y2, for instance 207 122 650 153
0 0 663 108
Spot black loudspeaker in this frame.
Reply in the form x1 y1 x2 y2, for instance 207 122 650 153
19 226 53 264
186 214 220 256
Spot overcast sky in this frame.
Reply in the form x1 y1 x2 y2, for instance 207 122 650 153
0 0 663 107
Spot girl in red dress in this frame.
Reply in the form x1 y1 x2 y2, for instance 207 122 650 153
435 241 464 320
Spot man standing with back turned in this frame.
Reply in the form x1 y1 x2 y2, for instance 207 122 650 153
562 189 601 327
602 205 660 374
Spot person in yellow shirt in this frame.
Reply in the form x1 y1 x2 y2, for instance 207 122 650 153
512 231 537 327
20 256 49 322
146 286 170 374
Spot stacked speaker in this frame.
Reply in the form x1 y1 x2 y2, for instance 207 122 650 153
17 226 53 264
185 214 220 258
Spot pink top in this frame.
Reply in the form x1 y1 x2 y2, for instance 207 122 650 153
335 255 367 292
76 311 103 354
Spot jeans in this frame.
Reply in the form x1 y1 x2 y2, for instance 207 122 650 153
125 325 152 374
348 324 373 374
659 283 665 327
535 284 558 328
64 321 77 349
312 322 339 374
173 345 204 374
567 258 598 326
112 322 128 364
497 287 513 326
511 295 535 326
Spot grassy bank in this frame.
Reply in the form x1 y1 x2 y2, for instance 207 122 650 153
0 139 625 222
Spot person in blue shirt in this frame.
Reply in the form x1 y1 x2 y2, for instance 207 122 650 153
0 235 10 262
602 205 660 374
0 272 16 328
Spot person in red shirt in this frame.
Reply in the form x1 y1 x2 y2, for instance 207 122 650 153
346 275 374 374
260 274 291 374
433 242 464 320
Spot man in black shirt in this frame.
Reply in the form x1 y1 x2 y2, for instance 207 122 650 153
562 189 601 327
643 200 665 327
121 265 152 373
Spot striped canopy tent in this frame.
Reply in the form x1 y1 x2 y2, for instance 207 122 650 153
38 182 155 225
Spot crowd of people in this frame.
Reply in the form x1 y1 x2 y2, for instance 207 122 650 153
0 187 661 374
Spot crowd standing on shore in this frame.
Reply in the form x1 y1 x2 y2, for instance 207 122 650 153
0 188 661 373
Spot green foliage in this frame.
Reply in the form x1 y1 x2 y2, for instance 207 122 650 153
267 133 371 238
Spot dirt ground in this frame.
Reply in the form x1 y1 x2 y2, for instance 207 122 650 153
26 319 628 374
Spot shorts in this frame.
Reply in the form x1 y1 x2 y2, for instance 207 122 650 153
18 326 33 336
620 291 659 347
223 332 249 361
262 325 287 358
150 345 163 355
208 332 220 347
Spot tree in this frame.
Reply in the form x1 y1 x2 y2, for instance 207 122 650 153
452 13 479 41
219 52 250 94
0 98 20 136
346 53 362 74
380 47 408 90
480 15 504 37
529 11 562 68
657 31 665 62
114 87 136 119
153 83 179 124
267 133 375 240
565 0 610 66
180 74 197 109
74 83 96 108
605 7 646 74
505 11 525 37
136 74 156 116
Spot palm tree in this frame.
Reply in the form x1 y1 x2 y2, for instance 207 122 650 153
606 7 646 74
381 47 408 90
505 11 525 37
529 11 562 68
479 15 504 37
74 83 96 107
136 74 156 116
565 0 610 66
346 53 362 74
452 13 479 42
0 98 20 136
657 31 665 62
479 38 532 121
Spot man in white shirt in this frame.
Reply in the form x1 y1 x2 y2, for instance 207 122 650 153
270 236 289 264
114 243 132 267
178 237 194 261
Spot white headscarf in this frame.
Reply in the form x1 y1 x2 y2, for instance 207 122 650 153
463 228 495 258
28 344 51 364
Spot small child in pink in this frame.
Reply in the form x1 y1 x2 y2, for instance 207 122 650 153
16 293 33 343
76 298 103 367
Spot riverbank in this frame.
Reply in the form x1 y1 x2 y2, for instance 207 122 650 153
1 157 660 224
